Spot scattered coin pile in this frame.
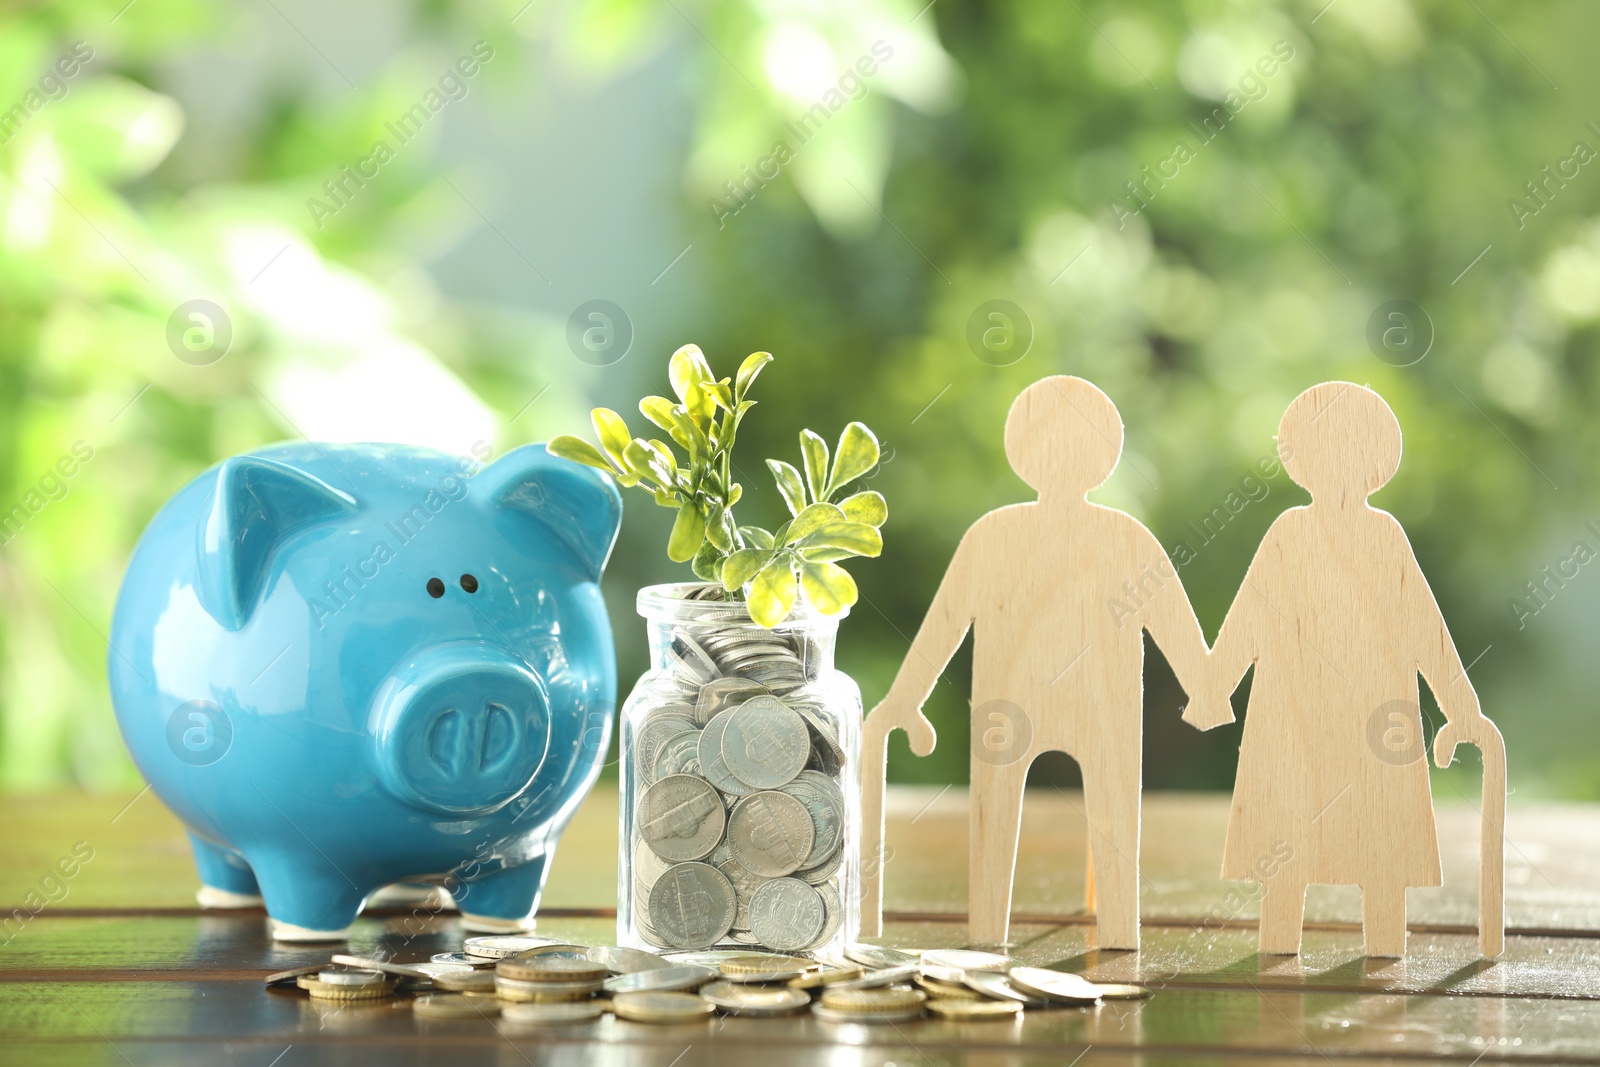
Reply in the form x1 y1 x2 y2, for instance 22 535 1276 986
626 610 854 953
266 936 1148 1026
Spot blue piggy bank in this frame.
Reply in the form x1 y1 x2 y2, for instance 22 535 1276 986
109 442 622 941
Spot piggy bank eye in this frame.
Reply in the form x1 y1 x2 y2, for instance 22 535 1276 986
460 573 479 594
426 577 445 598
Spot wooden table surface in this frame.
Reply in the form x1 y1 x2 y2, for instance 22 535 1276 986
3 785 1597 1065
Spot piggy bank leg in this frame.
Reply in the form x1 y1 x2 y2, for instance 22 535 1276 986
453 853 551 933
250 852 369 942
189 833 262 909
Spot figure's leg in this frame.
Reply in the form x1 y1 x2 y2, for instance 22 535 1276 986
1258 881 1307 954
1362 883 1407 957
188 833 261 908
969 758 1029 946
453 853 551 933
1081 753 1141 951
249 850 370 941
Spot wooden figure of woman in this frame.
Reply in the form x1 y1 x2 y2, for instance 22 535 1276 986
1183 381 1505 958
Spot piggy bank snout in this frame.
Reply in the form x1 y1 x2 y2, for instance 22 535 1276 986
371 646 552 816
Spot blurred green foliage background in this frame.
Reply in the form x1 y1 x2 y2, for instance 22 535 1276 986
2 0 1596 798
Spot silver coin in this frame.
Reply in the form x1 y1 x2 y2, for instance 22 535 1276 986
694 677 769 726
721 696 811 789
843 944 919 970
653 730 703 779
647 862 737 949
1004 966 1106 1004
748 878 825 952
669 631 719 682
699 980 811 1015
921 949 1013 973
810 881 843 950
431 952 496 968
634 837 673 891
603 963 716 993
714 854 763 931
461 935 569 960
727 791 815 878
698 708 757 797
639 774 725 862
811 1003 924 1024
330 954 444 981
660 949 760 967
317 968 386 987
780 770 845 869
636 714 696 782
795 839 845 885
961 970 1050 1005
832 964 920 991
587 944 671 974
499 1000 602 1024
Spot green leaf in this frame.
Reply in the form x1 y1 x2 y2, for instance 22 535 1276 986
838 489 887 526
707 379 734 412
784 502 846 545
798 545 856 563
652 486 679 508
592 408 633 470
545 435 612 472
692 541 724 582
735 351 773 401
799 560 858 615
797 521 882 558
727 482 742 506
766 459 807 517
705 505 732 552
625 440 675 488
721 547 772 590
799 430 829 503
826 422 880 497
667 502 706 562
741 526 776 549
668 344 714 403
748 554 798 628
639 396 677 433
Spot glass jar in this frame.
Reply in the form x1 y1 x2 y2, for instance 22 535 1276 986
618 583 861 955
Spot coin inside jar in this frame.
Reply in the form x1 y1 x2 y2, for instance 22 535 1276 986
720 696 811 789
747 878 826 951
647 862 737 949
727 791 814 877
639 774 726 862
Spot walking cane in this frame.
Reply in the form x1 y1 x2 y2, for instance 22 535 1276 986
860 715 891 938
1478 724 1506 959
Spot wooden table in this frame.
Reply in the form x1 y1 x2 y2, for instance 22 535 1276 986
3 785 1597 1064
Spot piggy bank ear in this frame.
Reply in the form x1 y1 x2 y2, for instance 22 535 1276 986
197 455 358 631
481 444 622 579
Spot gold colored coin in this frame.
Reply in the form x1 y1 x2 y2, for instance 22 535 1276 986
435 970 497 993
719 953 814 976
820 987 927 1014
612 991 717 1023
914 974 983 1000
497 957 608 983
296 975 398 1000
413 993 498 1019
789 965 863 990
926 998 1022 1020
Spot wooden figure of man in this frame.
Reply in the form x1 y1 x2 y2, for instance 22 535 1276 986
862 375 1209 949
1183 382 1506 958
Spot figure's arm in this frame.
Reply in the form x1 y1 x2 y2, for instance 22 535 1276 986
1182 547 1267 731
864 533 979 755
1394 531 1497 766
1135 535 1210 701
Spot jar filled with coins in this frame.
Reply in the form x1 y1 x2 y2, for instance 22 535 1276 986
619 583 860 955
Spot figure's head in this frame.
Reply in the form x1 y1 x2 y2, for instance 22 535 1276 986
1004 376 1123 498
1277 382 1402 502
